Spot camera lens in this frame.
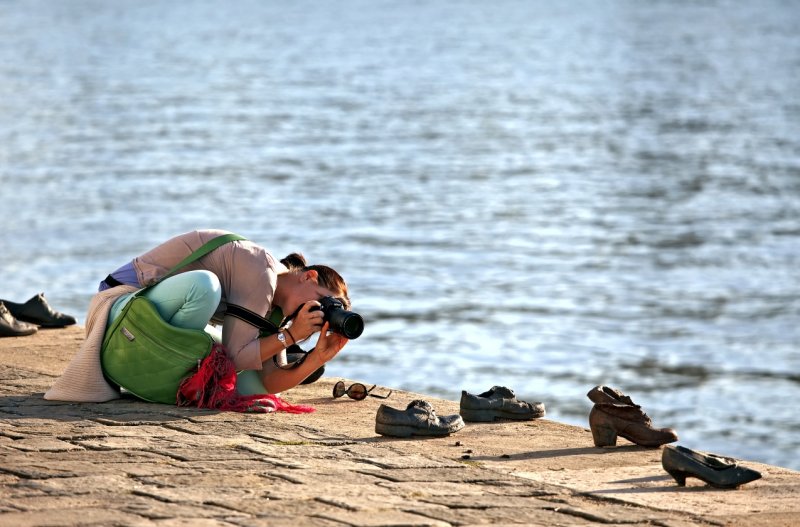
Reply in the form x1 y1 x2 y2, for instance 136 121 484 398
340 312 364 339
328 310 364 339
315 296 365 339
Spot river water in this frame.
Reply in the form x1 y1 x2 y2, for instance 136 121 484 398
1 0 798 470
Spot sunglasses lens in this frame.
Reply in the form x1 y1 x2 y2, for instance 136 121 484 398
348 384 368 400
333 381 346 398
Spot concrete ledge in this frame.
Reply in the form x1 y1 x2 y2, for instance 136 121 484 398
1 326 798 526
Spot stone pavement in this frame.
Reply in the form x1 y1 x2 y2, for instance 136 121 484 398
1 326 798 526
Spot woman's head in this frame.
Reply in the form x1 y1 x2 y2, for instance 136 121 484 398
279 252 351 310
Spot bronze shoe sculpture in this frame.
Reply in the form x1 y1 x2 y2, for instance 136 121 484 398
587 385 640 408
376 400 465 438
662 445 762 489
587 384 653 426
460 386 545 422
0 293 77 328
589 402 678 448
0 301 38 337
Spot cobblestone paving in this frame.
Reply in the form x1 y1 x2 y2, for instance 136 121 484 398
1 329 797 526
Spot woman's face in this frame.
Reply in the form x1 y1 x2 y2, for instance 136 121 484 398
284 270 339 316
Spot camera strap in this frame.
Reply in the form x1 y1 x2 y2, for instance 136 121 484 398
282 303 305 325
225 304 281 336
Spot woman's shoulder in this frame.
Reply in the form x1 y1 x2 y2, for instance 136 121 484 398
221 241 287 307
195 229 239 242
229 242 286 275
178 229 289 278
195 233 284 277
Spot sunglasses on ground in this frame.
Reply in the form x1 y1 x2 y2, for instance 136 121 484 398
333 380 392 401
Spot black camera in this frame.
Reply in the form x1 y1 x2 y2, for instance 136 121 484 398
311 296 364 339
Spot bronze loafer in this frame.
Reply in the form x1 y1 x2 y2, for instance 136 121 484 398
376 400 464 437
460 386 545 422
0 293 76 328
0 302 38 337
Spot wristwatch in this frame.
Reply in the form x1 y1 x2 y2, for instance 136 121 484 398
277 331 288 348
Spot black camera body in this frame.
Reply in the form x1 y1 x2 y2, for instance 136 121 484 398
312 296 364 339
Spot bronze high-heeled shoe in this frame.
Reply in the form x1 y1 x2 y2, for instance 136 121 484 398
589 403 678 447
662 445 762 489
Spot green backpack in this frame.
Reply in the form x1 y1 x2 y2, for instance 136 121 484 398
101 233 248 404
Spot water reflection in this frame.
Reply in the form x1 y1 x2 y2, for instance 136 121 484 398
1 0 798 469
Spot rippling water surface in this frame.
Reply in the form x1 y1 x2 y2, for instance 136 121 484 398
1 0 798 469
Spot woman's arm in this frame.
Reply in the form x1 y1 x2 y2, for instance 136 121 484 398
258 332 291 363
259 322 348 393
256 300 324 363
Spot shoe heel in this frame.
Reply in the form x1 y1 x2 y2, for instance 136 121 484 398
591 424 617 447
667 470 688 486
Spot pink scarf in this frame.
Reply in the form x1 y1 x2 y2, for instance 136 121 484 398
177 343 315 414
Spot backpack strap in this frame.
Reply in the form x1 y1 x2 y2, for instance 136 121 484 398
138 233 247 294
161 233 247 281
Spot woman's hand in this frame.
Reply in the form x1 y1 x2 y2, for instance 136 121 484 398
314 322 348 362
260 321 348 394
289 301 325 342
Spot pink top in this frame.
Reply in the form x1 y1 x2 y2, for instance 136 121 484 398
132 229 288 371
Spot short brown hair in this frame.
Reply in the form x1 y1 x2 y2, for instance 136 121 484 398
281 253 351 309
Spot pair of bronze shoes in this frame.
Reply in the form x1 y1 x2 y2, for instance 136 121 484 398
0 294 77 337
587 385 678 448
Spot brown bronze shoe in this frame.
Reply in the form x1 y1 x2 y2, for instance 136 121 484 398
587 385 638 407
586 385 652 425
589 403 678 448
0 302 38 337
